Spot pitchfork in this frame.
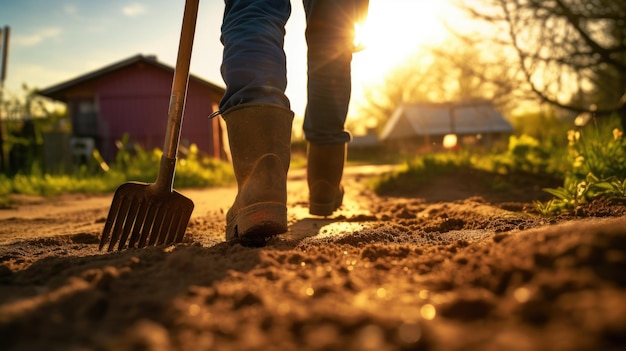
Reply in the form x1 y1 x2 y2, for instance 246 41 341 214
99 0 198 251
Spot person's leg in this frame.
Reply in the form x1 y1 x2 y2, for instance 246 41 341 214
220 0 291 111
302 0 361 216
222 104 292 246
302 0 356 144
219 0 294 245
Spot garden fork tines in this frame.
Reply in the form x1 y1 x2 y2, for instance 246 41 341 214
99 0 198 251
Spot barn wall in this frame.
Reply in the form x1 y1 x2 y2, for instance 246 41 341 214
89 63 220 160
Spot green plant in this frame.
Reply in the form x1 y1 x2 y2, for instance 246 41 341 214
174 144 235 188
538 174 592 214
0 137 235 200
537 118 626 215
491 134 566 176
0 174 13 206
593 177 626 197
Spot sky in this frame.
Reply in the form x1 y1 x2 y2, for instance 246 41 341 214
0 0 463 123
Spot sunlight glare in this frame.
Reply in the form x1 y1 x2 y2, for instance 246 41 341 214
352 0 451 84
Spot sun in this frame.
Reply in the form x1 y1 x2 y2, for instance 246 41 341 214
351 0 452 85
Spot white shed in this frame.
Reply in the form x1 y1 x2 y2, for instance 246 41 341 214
380 102 513 147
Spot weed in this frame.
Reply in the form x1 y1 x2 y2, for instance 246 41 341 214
537 117 626 215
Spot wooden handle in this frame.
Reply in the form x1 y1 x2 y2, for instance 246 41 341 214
163 0 199 159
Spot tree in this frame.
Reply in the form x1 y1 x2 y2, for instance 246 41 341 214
355 42 521 133
0 85 67 174
452 0 626 126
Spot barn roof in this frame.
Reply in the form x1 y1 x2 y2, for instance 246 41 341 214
38 54 225 102
380 102 513 140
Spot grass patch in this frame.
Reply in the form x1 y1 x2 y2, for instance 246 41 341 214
371 151 473 194
372 118 626 216
0 142 235 203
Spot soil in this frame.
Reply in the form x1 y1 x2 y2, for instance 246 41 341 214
1 164 625 351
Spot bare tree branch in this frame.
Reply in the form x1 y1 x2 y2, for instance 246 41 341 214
450 0 626 120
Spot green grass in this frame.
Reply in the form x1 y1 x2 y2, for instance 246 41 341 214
3 119 625 216
0 142 235 204
370 151 474 194
372 118 626 216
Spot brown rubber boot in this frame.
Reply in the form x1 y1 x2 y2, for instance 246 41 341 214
307 142 346 216
222 103 294 246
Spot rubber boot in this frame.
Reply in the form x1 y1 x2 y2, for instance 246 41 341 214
307 143 346 216
222 103 294 246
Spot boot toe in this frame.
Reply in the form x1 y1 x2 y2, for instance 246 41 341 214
226 202 288 246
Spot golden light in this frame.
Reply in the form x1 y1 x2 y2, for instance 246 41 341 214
351 0 452 85
574 112 591 127
442 134 458 149
514 287 531 303
420 304 437 320
353 23 366 52
376 287 388 298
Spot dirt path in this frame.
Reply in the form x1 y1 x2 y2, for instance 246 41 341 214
1 164 625 351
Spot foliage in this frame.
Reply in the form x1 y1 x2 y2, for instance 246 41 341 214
491 134 562 176
2 84 67 121
374 129 567 189
0 138 235 204
0 84 69 175
372 115 625 216
371 151 474 194
453 0 626 119
509 109 571 144
536 117 626 215
173 144 235 188
353 42 521 134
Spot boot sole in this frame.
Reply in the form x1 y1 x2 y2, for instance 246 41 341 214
226 202 287 247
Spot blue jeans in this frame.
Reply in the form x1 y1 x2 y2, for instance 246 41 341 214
220 0 365 144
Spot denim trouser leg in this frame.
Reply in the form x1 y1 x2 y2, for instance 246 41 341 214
219 0 358 144
219 0 291 112
303 0 357 144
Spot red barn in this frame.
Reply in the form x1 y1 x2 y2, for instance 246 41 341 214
38 54 226 162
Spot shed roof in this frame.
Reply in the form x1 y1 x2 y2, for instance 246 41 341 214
38 54 225 102
380 102 513 140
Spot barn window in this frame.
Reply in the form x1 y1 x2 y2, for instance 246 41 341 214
73 98 99 137
78 100 97 115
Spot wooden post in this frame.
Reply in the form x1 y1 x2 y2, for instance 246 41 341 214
0 26 10 173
